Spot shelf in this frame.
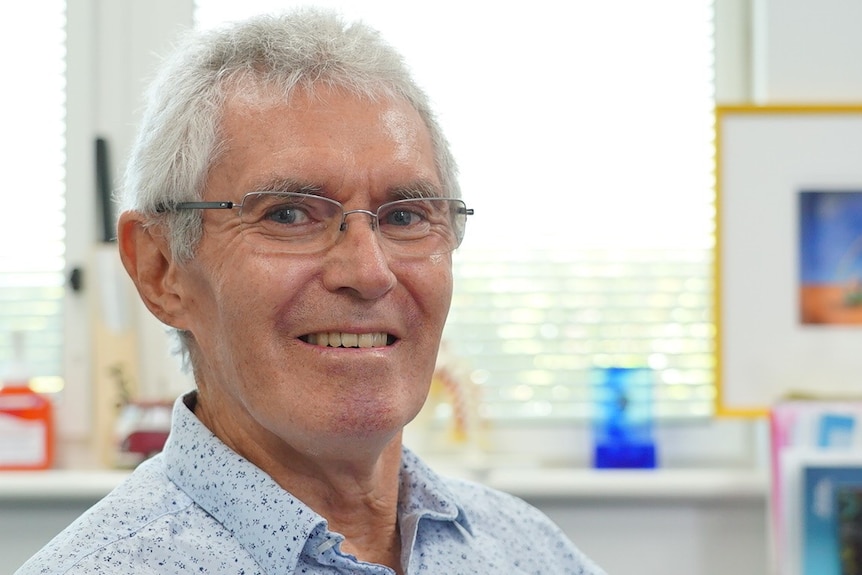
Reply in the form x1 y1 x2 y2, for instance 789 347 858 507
0 470 130 500
0 467 768 502
480 468 768 500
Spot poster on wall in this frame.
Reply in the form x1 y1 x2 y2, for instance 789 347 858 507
716 106 862 415
798 190 862 325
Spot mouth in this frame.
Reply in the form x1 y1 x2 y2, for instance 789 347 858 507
299 332 397 348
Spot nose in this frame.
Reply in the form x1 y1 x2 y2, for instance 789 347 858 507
322 210 396 299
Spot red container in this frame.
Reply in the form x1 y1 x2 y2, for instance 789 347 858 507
0 383 54 470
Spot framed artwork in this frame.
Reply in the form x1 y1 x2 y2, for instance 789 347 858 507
799 190 862 325
716 106 862 416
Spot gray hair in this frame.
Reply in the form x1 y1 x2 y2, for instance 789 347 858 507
120 7 459 262
119 8 460 366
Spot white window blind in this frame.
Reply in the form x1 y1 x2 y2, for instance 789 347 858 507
195 1 716 420
0 3 66 385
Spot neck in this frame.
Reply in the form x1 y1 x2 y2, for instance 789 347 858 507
288 439 404 571
272 437 406 573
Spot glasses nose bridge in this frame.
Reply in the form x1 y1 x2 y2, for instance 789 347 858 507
338 208 379 232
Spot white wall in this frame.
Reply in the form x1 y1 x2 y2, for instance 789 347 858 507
753 0 862 102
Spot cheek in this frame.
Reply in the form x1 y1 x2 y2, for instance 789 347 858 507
428 257 454 311
401 257 453 328
186 254 298 346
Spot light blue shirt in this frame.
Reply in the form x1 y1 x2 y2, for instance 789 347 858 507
17 393 606 574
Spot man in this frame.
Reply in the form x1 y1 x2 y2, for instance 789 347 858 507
19 9 605 575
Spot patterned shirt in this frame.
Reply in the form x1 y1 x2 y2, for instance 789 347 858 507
17 393 606 575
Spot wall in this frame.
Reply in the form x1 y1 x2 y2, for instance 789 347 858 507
539 498 767 575
752 0 862 102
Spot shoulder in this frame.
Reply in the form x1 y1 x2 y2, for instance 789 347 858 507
15 457 216 575
400 448 605 573
441 475 607 575
443 475 556 532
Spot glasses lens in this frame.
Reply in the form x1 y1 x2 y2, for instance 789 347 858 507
376 198 467 256
239 192 342 253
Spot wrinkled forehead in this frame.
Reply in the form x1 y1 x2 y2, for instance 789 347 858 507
217 78 431 160
218 80 432 156
205 81 442 203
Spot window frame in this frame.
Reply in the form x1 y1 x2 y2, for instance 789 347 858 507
60 0 195 440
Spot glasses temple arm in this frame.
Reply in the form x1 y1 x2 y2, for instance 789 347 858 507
155 201 236 213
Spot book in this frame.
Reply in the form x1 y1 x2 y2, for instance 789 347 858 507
781 451 862 575
836 484 862 575
769 400 862 575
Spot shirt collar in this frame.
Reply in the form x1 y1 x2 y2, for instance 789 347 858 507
163 392 325 574
398 447 473 537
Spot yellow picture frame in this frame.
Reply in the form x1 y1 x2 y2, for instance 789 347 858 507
715 104 862 416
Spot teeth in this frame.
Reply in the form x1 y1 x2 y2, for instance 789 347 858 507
341 333 358 347
307 332 390 348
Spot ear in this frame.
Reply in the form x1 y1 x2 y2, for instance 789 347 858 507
117 211 188 329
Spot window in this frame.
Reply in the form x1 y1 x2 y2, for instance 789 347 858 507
0 3 66 391
195 1 716 421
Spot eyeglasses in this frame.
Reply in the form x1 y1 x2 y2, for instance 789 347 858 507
159 191 473 257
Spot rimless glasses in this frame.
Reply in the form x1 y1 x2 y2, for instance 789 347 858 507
158 191 473 257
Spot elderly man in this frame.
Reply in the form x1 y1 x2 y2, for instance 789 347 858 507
18 9 605 575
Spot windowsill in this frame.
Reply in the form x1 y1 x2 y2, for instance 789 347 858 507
0 469 131 500
476 467 768 500
0 466 768 502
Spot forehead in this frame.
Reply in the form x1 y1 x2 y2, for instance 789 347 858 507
209 85 442 199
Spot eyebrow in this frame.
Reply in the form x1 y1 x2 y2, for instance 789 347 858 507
248 176 323 196
387 179 443 200
247 176 443 201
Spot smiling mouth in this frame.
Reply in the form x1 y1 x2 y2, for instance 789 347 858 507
300 332 396 348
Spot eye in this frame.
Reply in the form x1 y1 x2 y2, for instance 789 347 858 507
266 204 310 225
381 206 425 227
384 209 422 226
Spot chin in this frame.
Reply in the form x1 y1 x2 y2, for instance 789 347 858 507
328 397 420 441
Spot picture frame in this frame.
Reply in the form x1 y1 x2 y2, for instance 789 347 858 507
715 105 862 416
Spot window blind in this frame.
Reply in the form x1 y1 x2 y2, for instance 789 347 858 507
196 0 716 420
447 247 714 420
0 3 66 383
